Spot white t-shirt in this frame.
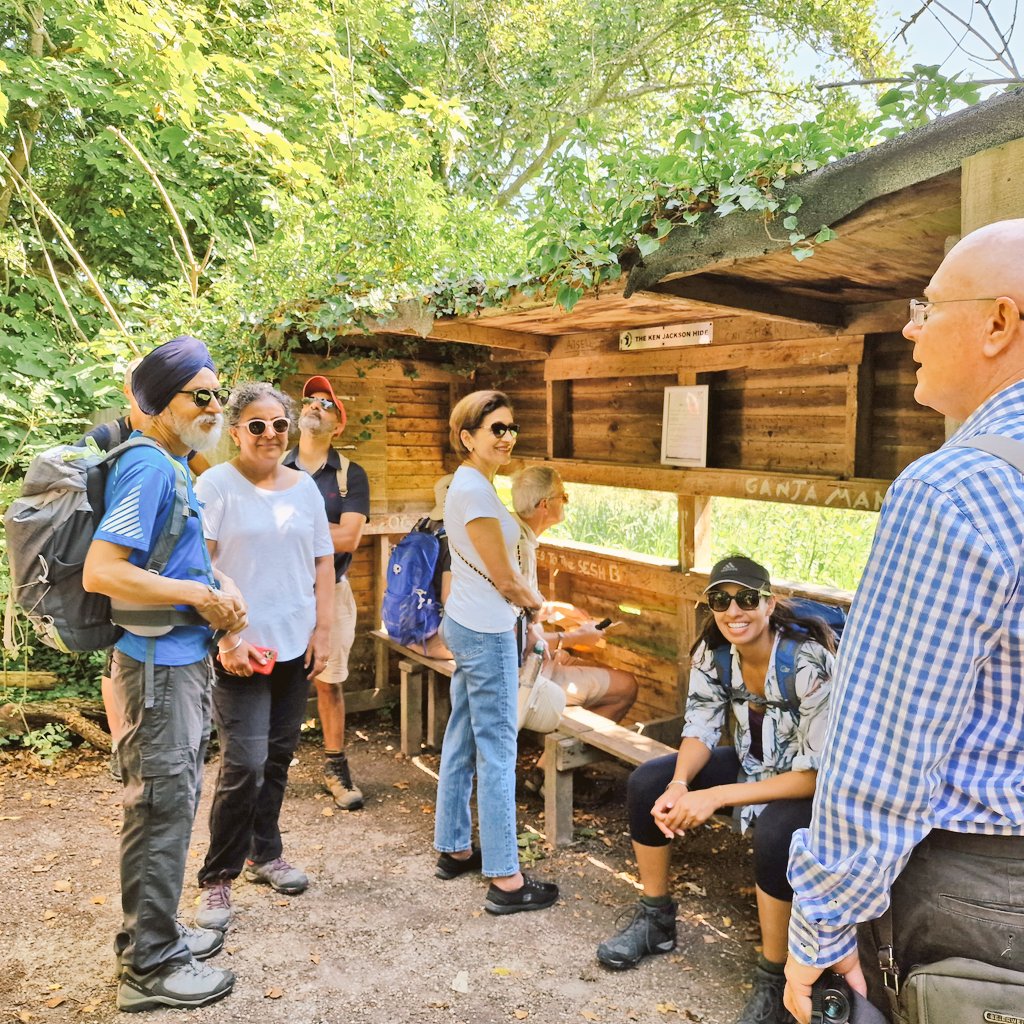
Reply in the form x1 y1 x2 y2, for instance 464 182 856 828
444 465 520 633
196 463 333 660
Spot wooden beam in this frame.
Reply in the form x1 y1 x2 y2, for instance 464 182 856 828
962 136 1024 233
845 299 909 334
547 458 891 511
545 335 864 381
653 274 846 328
355 321 551 355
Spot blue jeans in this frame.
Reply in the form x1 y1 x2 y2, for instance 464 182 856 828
434 616 520 877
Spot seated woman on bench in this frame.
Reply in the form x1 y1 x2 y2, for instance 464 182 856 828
596 556 836 1024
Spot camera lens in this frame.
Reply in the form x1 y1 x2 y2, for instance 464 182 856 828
822 990 850 1022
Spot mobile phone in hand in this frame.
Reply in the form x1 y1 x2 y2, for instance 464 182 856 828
248 646 278 675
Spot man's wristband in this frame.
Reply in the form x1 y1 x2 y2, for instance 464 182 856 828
218 636 243 654
668 779 689 789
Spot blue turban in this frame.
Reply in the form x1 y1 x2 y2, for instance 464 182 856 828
131 335 216 415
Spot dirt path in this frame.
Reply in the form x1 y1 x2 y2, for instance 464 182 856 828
2 716 761 1023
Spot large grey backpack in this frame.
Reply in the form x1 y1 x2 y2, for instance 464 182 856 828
4 436 200 653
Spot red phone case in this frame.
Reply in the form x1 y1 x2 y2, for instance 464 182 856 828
248 646 278 674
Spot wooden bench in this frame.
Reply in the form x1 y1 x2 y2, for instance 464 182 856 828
371 629 454 755
373 629 678 846
542 707 677 846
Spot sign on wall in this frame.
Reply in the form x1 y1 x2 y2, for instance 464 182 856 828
620 322 713 350
661 385 709 468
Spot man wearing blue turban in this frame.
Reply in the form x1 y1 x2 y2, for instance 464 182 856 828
84 336 247 1012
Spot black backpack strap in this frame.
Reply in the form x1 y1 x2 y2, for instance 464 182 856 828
773 637 802 715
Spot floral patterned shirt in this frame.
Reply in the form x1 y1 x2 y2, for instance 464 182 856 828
682 633 834 832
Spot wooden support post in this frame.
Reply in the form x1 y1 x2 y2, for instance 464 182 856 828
843 362 860 478
426 672 450 750
374 536 391 692
543 732 602 846
399 660 424 756
547 379 571 459
854 338 875 478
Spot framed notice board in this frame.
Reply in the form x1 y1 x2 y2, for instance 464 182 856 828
661 385 709 467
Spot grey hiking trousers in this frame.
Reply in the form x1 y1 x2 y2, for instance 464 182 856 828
111 649 212 973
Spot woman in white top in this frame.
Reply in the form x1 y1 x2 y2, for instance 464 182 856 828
433 390 558 914
193 383 334 931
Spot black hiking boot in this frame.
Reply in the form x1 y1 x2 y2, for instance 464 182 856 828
735 965 796 1024
596 899 677 969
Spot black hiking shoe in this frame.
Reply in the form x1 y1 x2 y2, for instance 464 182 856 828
596 899 677 969
436 847 482 880
483 873 559 914
735 966 796 1024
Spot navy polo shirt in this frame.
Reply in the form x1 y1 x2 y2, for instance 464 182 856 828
283 447 370 580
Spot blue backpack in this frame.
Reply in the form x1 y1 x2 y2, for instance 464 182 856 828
381 518 445 647
711 598 845 716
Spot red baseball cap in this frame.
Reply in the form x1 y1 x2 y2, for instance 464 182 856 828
302 375 346 432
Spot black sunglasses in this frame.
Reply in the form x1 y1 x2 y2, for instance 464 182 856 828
481 421 519 439
178 387 231 408
302 396 336 411
706 588 769 613
242 418 290 436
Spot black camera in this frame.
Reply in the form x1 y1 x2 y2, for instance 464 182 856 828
810 972 888 1024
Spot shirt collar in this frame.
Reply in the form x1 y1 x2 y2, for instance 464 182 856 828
513 511 538 546
282 446 341 472
949 378 1024 445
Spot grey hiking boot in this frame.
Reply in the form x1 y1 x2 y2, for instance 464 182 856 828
596 899 677 969
117 957 234 1012
736 966 796 1024
114 921 222 979
323 753 363 810
195 880 233 931
244 856 309 895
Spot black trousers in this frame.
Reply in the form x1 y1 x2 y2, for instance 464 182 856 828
626 747 812 901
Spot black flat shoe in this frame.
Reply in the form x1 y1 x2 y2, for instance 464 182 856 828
483 873 559 915
435 847 482 880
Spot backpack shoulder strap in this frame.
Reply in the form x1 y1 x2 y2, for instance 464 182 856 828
954 434 1024 473
711 644 732 695
773 637 802 715
335 454 350 498
101 437 190 575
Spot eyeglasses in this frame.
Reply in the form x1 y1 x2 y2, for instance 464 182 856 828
242 418 290 436
547 491 569 504
302 396 336 411
481 422 519 439
706 589 769 613
908 297 995 326
178 387 231 408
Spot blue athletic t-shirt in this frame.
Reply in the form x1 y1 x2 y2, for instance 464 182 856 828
94 435 214 665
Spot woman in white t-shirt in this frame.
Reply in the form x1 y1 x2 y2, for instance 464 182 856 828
193 383 334 931
433 390 558 915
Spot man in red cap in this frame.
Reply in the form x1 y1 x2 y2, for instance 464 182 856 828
282 376 370 809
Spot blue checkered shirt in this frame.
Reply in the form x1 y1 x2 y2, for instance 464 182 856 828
788 380 1024 968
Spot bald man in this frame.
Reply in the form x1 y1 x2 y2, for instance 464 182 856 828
784 222 1024 1023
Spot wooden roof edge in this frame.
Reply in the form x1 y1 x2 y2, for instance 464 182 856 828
627 88 1024 295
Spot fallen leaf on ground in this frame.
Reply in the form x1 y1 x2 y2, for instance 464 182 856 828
514 1011 529 1019
52 881 71 893
275 900 289 906
451 971 469 993
264 988 283 999
310 953 320 965
393 781 409 790
321 807 334 817
492 967 511 976
43 998 64 1009
0 814 22 821
41 910 57 921
17 1010 31 1021
91 896 106 905
581 1012 600 1021
656 1003 679 1014
722 916 732 927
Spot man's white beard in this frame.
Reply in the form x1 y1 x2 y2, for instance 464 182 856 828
298 411 334 438
168 408 223 452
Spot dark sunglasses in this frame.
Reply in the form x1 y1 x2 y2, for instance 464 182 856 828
302 396 336 411
481 421 519 439
706 588 769 613
242 418 290 436
178 387 231 408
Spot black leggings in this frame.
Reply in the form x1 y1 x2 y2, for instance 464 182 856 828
626 747 811 901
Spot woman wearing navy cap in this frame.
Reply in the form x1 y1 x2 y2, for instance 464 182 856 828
596 555 836 1024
